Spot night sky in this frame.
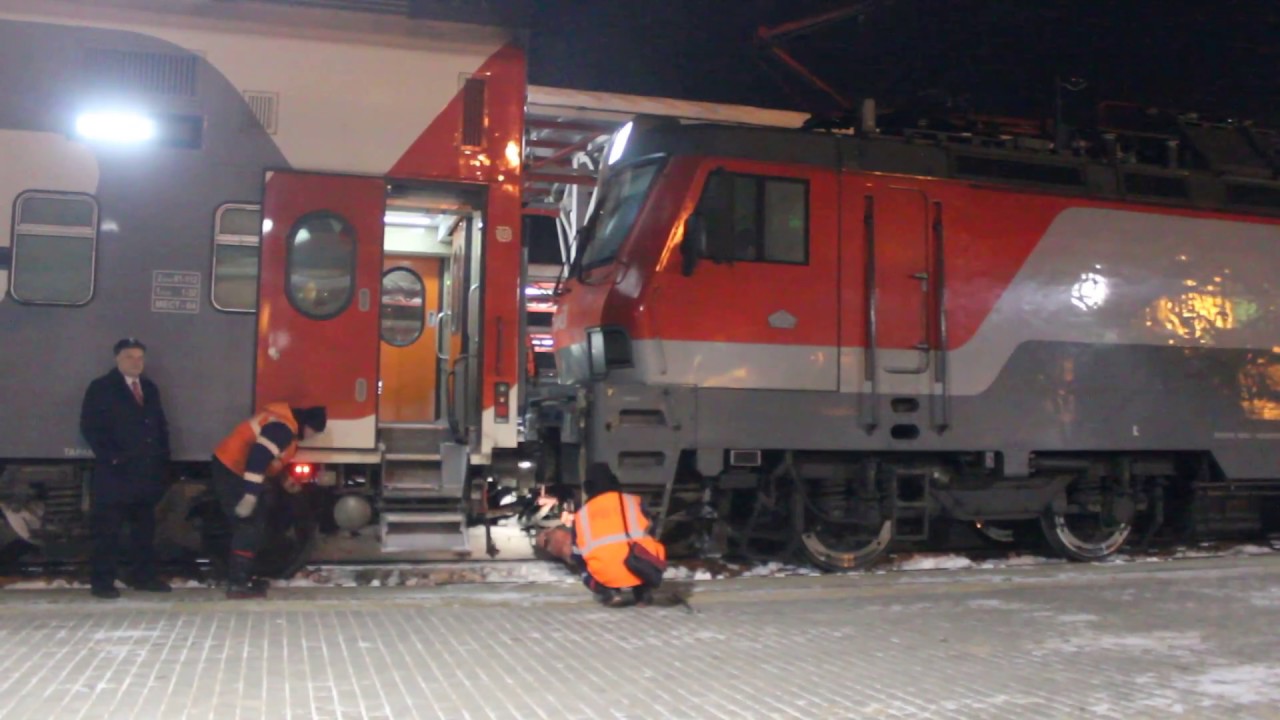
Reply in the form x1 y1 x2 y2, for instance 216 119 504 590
520 0 1280 126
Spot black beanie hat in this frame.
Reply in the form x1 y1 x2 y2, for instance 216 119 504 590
583 462 621 498
291 406 327 433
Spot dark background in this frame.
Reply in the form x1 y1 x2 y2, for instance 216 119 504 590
409 0 1280 125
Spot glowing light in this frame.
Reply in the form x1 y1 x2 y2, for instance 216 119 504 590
607 121 633 165
1239 355 1280 420
517 460 534 470
384 211 434 227
1070 272 1108 311
1148 292 1234 343
74 111 156 143
504 140 521 169
262 218 274 234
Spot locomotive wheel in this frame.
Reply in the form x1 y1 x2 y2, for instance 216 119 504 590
793 476 893 572
1039 509 1131 562
798 519 893 571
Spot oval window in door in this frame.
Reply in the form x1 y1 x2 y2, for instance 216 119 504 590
286 212 356 319
380 267 425 346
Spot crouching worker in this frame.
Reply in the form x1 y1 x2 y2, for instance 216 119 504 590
570 463 667 608
211 403 326 599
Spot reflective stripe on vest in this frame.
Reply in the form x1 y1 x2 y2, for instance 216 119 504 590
575 492 648 555
213 401 299 478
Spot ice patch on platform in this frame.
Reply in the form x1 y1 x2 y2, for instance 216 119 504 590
1192 665 1280 705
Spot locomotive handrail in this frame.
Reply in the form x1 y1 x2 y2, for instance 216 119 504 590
435 310 453 360
860 195 878 433
931 200 950 433
883 344 931 374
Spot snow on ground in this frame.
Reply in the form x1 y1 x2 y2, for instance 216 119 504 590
1039 630 1208 659
1174 543 1276 559
1 541 1275 591
1191 664 1280 705
893 554 977 571
275 559 579 588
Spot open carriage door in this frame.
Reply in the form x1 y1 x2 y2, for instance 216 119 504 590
442 212 483 444
256 171 386 450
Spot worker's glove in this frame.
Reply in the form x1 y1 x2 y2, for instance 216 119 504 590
234 494 258 519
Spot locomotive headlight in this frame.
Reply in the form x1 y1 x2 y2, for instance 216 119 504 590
607 121 633 165
74 111 156 143
1071 272 1109 311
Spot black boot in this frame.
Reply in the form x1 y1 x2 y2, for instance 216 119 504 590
226 554 266 600
596 588 630 608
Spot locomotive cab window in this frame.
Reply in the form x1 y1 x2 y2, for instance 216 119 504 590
212 203 261 312
10 191 98 305
695 172 808 264
579 159 662 270
286 212 356 319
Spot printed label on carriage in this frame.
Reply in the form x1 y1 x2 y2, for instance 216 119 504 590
151 270 201 314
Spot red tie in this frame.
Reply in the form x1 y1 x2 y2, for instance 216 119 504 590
130 379 144 406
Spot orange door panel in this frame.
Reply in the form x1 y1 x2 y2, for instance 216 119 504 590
256 171 385 449
380 256 442 423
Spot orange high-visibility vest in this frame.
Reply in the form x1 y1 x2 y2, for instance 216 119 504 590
573 491 666 589
213 401 299 480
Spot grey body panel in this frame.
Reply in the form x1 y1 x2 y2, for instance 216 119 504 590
0 20 287 461
586 341 1280 483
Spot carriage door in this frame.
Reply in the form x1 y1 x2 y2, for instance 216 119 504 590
379 257 442 423
853 183 948 436
256 171 386 449
442 213 483 441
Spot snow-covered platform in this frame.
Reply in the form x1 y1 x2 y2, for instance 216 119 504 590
0 554 1278 719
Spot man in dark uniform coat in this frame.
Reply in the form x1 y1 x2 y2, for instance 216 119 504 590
79 338 173 599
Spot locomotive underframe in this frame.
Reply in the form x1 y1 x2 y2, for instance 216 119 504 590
548 378 1280 570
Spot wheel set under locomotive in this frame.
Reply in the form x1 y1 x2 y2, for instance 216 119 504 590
580 450 1274 571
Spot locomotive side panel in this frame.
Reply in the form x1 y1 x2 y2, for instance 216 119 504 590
561 149 1280 481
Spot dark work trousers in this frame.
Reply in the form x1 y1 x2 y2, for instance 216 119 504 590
90 500 158 590
211 457 267 583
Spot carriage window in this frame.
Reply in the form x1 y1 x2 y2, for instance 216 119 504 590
381 267 425 346
697 173 808 264
10 192 98 305
286 212 356 319
212 203 260 312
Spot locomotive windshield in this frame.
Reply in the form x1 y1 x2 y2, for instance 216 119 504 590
578 159 662 269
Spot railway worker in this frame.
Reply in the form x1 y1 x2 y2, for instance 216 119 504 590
79 337 172 600
568 463 667 608
211 403 326 599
